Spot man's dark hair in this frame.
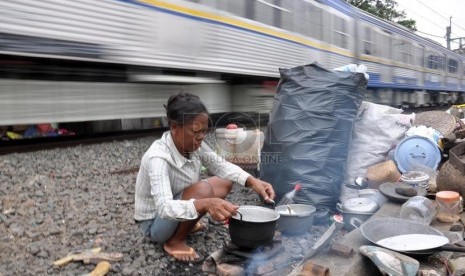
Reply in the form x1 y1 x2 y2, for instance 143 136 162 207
164 92 209 125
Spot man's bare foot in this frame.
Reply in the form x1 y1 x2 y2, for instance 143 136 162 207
163 242 203 263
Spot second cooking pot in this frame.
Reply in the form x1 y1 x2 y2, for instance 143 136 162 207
229 205 280 249
336 197 379 231
275 204 316 235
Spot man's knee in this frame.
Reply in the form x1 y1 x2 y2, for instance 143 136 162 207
224 180 233 192
209 177 233 198
182 181 214 199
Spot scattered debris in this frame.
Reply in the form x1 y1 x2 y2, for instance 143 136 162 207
83 261 111 276
53 247 123 266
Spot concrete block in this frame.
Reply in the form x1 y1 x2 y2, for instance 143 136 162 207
216 263 245 276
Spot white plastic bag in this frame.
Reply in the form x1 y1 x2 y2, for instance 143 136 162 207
341 101 415 202
333 64 369 80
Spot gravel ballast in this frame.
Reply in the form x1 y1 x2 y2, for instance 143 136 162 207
0 135 328 275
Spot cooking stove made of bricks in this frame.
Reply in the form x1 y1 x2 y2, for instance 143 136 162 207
203 202 464 276
202 230 328 276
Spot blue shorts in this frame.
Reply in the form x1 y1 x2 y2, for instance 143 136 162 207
138 193 182 243
138 215 180 243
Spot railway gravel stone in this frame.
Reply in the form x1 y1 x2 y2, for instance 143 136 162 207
0 134 332 275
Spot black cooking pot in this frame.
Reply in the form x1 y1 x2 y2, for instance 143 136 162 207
229 206 280 249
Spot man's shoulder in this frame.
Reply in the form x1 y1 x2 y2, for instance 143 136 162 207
145 139 171 159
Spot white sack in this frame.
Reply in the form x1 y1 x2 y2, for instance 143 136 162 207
341 101 415 202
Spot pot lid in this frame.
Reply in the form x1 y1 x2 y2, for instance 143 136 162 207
436 191 460 202
232 206 280 222
394 136 441 173
340 197 379 213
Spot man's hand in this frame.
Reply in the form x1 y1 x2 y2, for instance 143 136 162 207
198 198 239 222
246 177 276 203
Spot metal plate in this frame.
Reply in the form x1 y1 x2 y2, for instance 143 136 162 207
376 234 449 252
378 182 427 203
358 217 446 252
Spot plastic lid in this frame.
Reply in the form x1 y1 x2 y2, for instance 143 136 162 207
436 191 460 202
394 135 441 173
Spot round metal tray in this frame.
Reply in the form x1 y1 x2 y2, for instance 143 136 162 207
378 182 427 203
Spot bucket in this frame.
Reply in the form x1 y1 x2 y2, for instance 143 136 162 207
400 171 430 190
394 135 442 173
215 128 263 164
215 127 245 158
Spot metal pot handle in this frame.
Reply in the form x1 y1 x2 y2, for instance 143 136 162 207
349 217 364 229
236 210 243 222
265 199 276 209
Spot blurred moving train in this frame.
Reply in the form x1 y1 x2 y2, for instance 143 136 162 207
1 0 465 131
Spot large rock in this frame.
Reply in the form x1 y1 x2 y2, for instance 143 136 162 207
448 257 465 276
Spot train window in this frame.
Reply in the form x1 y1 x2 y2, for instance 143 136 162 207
272 0 283 28
321 10 331 43
226 0 247 17
255 1 274 26
281 1 294 31
310 5 323 40
333 16 348 49
392 40 413 64
293 1 309 36
393 41 400 61
438 56 445 71
363 27 373 55
245 0 255 20
378 33 390 58
400 42 412 64
448 59 458 74
415 46 424 67
198 0 217 9
427 55 439 70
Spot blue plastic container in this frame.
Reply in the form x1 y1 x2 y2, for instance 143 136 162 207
394 135 442 173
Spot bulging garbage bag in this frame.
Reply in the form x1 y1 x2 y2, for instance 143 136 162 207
260 63 367 220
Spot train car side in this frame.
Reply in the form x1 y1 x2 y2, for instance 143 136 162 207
0 0 464 128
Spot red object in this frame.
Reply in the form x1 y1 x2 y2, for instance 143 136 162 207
333 214 344 223
36 123 54 133
276 183 301 206
226 123 238 129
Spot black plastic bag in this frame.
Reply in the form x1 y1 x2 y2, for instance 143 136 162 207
260 63 367 216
